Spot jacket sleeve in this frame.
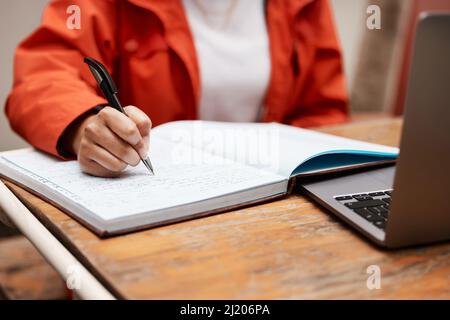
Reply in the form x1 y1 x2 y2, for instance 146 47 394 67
5 0 117 157
288 0 349 128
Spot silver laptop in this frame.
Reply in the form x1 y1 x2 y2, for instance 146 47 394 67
301 14 450 248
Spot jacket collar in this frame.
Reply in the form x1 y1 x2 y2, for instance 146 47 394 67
126 0 200 114
289 0 316 16
127 0 316 21
125 0 316 116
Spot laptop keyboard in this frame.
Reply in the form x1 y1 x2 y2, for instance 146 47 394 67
334 190 393 230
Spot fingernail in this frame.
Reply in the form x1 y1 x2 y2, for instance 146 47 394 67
138 145 148 159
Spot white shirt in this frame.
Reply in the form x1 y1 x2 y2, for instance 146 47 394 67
182 0 270 122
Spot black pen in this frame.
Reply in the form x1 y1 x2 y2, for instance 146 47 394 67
84 57 155 175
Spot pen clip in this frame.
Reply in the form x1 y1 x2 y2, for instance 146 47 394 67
84 57 118 94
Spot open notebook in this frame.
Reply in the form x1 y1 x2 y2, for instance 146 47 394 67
0 121 398 236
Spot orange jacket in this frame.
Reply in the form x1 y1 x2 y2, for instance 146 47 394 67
6 0 348 157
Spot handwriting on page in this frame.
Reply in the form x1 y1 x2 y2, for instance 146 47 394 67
2 144 283 220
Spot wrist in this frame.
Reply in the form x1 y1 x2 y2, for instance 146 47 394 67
70 115 95 154
58 112 96 158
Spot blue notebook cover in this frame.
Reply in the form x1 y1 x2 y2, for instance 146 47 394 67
292 150 398 176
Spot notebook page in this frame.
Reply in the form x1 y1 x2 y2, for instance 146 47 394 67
0 139 285 221
152 121 399 177
271 123 399 176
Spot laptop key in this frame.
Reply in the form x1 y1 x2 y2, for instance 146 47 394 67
354 208 376 220
333 190 392 232
335 196 352 201
371 214 384 222
372 205 387 212
379 211 389 219
355 196 373 201
368 192 385 197
374 220 387 229
377 206 388 214
367 207 380 214
345 199 386 209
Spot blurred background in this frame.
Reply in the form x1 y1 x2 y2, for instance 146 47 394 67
2 0 450 153
0 0 48 152
2 0 439 153
2 0 449 152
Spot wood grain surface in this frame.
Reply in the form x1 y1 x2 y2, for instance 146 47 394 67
2 118 450 299
0 236 67 300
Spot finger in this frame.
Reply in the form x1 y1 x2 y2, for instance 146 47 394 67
85 142 128 173
79 157 122 178
84 122 141 166
143 135 150 156
124 106 152 157
123 105 152 136
98 107 144 154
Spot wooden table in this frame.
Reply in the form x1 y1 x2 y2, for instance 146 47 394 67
3 118 450 299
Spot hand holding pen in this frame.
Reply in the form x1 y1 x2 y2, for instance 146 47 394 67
84 57 154 175
62 58 154 177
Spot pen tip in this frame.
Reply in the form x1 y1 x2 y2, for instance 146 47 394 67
142 158 155 175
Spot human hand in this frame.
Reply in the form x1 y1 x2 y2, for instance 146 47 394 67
71 106 151 177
